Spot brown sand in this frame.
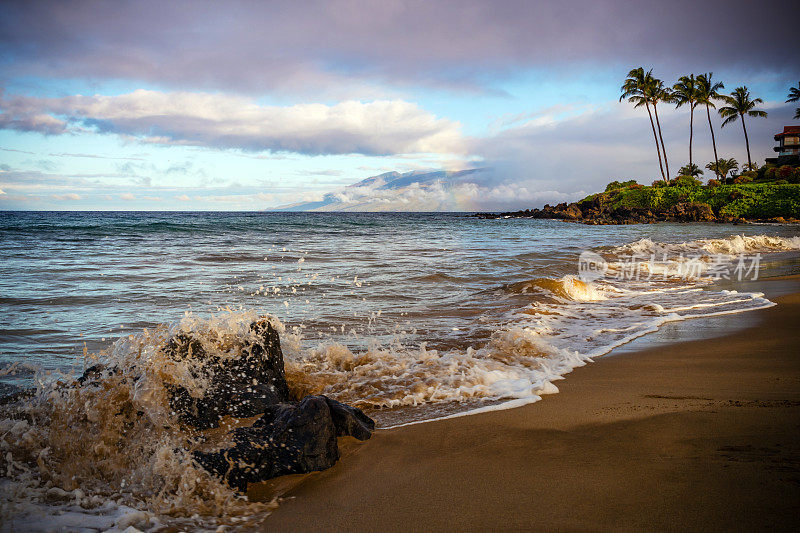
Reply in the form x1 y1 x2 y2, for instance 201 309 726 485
263 285 800 531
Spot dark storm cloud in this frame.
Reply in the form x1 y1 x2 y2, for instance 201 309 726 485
0 0 796 94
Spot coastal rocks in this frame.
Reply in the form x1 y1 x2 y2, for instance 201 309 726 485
193 395 375 492
73 317 376 490
164 319 291 429
667 202 716 222
156 318 376 490
478 198 720 224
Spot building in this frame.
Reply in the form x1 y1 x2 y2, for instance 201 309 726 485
766 126 800 166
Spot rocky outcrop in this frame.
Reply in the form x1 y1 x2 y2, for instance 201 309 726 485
76 318 375 492
667 202 716 222
193 395 375 492
477 198 723 224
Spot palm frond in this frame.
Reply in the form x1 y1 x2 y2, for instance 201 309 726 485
786 82 800 103
695 73 724 107
672 74 699 108
717 86 767 125
719 109 739 127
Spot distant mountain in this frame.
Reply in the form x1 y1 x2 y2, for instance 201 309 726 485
272 168 491 212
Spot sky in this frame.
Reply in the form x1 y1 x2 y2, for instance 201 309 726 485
0 0 797 211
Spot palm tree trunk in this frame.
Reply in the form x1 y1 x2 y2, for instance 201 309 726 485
741 114 752 170
706 104 719 178
688 105 694 169
645 102 665 180
653 103 670 179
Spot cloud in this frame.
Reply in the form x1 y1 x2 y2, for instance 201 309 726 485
0 90 464 156
301 178 579 212
0 112 66 135
119 193 136 200
0 1 796 96
48 152 146 161
52 193 81 201
1 147 35 155
0 188 5 195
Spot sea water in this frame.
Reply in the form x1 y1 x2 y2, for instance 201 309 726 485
1 211 799 530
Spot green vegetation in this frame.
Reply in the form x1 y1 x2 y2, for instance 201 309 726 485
589 170 800 220
677 163 703 177
705 157 738 179
604 180 639 191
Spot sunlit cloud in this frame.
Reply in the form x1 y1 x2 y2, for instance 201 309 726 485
0 90 465 156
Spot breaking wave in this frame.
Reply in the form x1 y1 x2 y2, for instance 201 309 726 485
612 234 800 259
1 312 285 531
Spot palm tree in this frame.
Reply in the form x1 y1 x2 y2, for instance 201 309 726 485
705 157 738 180
672 74 701 169
718 87 768 170
787 81 800 120
644 78 673 179
620 67 665 180
678 163 703 177
696 73 724 177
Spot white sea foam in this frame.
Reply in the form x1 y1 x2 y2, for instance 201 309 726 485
612 234 800 258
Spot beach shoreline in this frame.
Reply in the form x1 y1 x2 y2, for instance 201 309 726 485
262 276 800 531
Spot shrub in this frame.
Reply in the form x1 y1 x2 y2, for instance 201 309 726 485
733 175 753 184
706 179 721 187
778 166 795 180
775 179 789 185
764 167 778 180
628 183 644 189
742 170 758 180
652 180 667 188
605 180 638 192
789 168 800 185
672 175 701 187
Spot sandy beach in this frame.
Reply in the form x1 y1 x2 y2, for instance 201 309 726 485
264 278 800 532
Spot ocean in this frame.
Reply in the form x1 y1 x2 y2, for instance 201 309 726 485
2 211 800 530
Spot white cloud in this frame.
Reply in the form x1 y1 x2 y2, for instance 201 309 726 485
308 177 580 212
52 193 81 201
0 188 6 195
119 192 136 200
0 90 465 156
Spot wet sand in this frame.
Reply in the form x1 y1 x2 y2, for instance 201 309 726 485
263 279 800 531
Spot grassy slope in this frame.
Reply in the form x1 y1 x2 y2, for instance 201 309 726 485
581 183 800 220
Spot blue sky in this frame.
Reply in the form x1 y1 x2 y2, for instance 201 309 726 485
0 0 797 211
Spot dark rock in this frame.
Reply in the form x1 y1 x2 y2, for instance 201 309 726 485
69 317 375 488
667 202 716 222
325 395 376 440
0 384 34 406
193 395 374 492
556 204 583 220
77 363 109 385
165 319 292 429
